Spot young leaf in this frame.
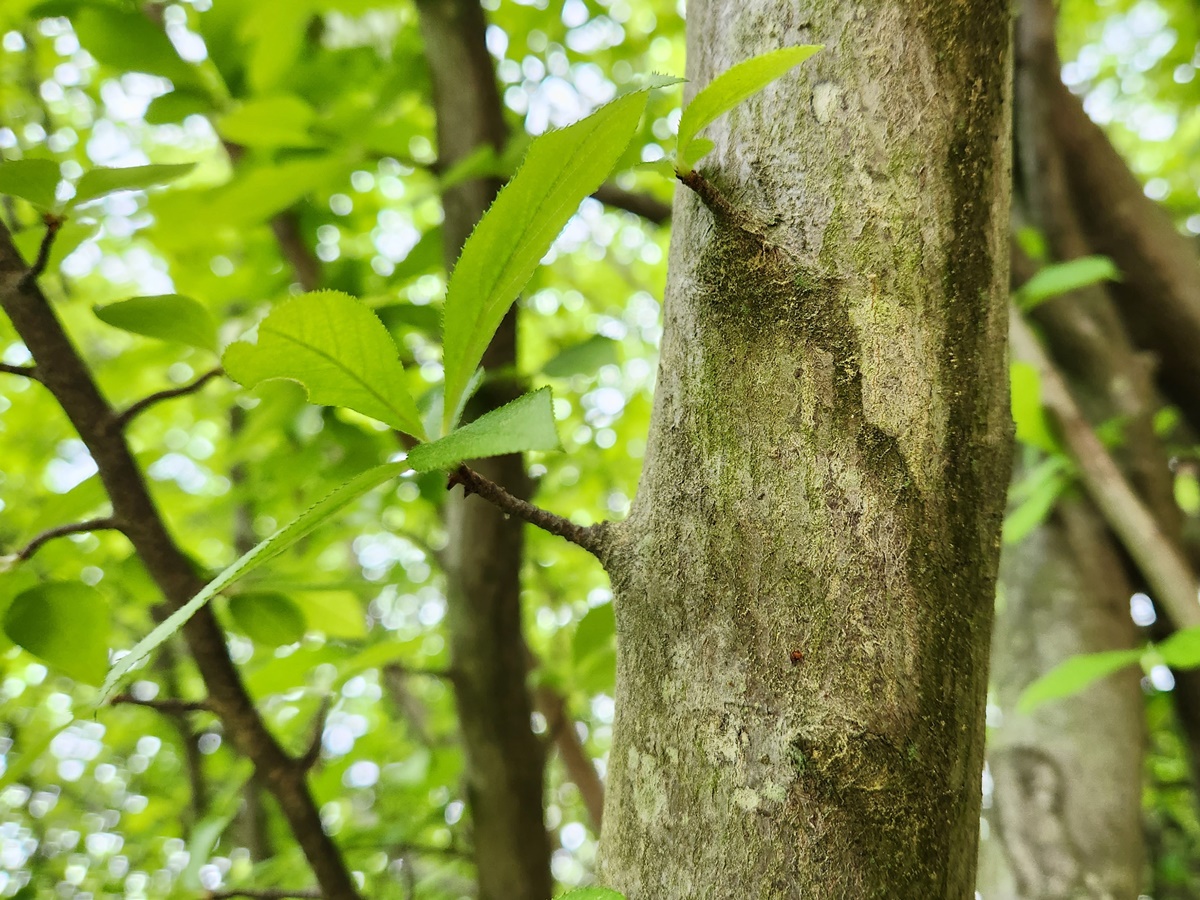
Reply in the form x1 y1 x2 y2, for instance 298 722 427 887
407 387 559 472
3 582 110 686
71 163 196 207
1015 256 1121 310
1010 361 1060 453
94 295 219 353
441 92 648 430
223 290 427 440
676 45 822 173
1017 647 1143 713
228 592 307 645
556 890 627 900
0 158 61 209
218 94 318 149
1002 459 1071 545
100 462 407 701
1156 626 1200 669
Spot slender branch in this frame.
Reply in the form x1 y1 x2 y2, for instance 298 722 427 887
14 516 122 561
21 213 62 287
0 362 38 379
592 182 671 225
203 890 321 900
1010 307 1200 629
117 366 223 428
109 693 212 714
537 685 604 831
299 696 332 772
677 168 740 221
447 465 609 560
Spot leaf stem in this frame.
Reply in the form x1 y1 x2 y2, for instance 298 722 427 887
14 516 123 561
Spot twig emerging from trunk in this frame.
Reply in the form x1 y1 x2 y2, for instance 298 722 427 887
117 367 223 428
13 516 122 561
109 693 212 714
0 362 38 379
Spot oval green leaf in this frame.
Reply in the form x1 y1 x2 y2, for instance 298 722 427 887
3 582 110 686
1015 256 1122 311
228 592 307 645
407 387 560 473
100 461 407 701
71 163 196 207
1017 647 1143 714
0 158 61 209
223 290 426 440
677 45 822 173
441 91 648 431
94 294 219 353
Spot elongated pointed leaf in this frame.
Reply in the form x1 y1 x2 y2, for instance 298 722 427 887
223 290 426 440
1156 626 1200 669
1015 256 1121 310
71 163 196 207
557 890 627 900
407 388 559 472
1017 648 1143 713
4 582 109 686
95 294 219 353
677 45 822 173
100 462 407 701
0 158 61 209
441 92 648 431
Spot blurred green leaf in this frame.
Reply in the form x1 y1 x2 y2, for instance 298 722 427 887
228 591 307 645
677 45 821 172
1003 457 1071 545
557 889 627 900
1158 626 1200 669
543 335 620 379
3 582 110 686
1015 256 1122 310
71 163 196 207
1018 648 1143 713
441 92 648 430
1010 361 1061 453
223 290 426 440
218 95 318 148
94 294 219 353
406 388 559 472
0 158 61 209
72 5 200 86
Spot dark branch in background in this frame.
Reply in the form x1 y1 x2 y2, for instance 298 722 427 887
21 213 61 288
299 697 331 772
117 367 223 428
0 221 362 900
270 213 321 293
537 685 604 831
0 362 37 379
592 182 671 225
109 693 212 714
13 516 122 561
448 465 610 560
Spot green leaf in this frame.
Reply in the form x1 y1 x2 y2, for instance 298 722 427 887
0 158 61 209
1010 361 1060 453
1157 626 1200 669
573 602 615 663
406 388 559 472
0 719 73 791
100 462 407 701
1175 471 1200 516
71 163 196 207
223 290 426 440
72 5 200 87
144 89 215 125
676 45 822 173
556 890 627 900
94 294 219 353
1015 256 1122 310
3 582 110 686
289 590 366 638
543 335 620 379
1017 648 1143 713
228 592 307 645
1003 457 1071 545
441 92 648 431
218 95 318 149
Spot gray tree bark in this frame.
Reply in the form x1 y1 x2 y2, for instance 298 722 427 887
597 1 1013 895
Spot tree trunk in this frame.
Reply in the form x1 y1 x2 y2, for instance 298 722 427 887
416 2 553 898
598 1 1013 896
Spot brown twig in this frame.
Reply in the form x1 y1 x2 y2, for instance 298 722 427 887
677 168 740 221
116 366 223 428
537 685 605 831
21 213 62 287
592 182 671 225
299 696 332 772
447 465 609 560
109 693 212 714
0 362 38 379
14 516 122 561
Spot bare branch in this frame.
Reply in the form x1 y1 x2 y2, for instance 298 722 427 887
117 367 223 428
447 465 609 560
14 516 122 561
1010 307 1200 629
21 213 62 287
109 693 212 714
677 168 740 222
0 362 38 379
592 182 671 225
299 696 332 772
537 685 604 830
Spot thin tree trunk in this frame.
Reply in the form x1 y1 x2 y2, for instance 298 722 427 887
415 2 553 898
598 1 1013 895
